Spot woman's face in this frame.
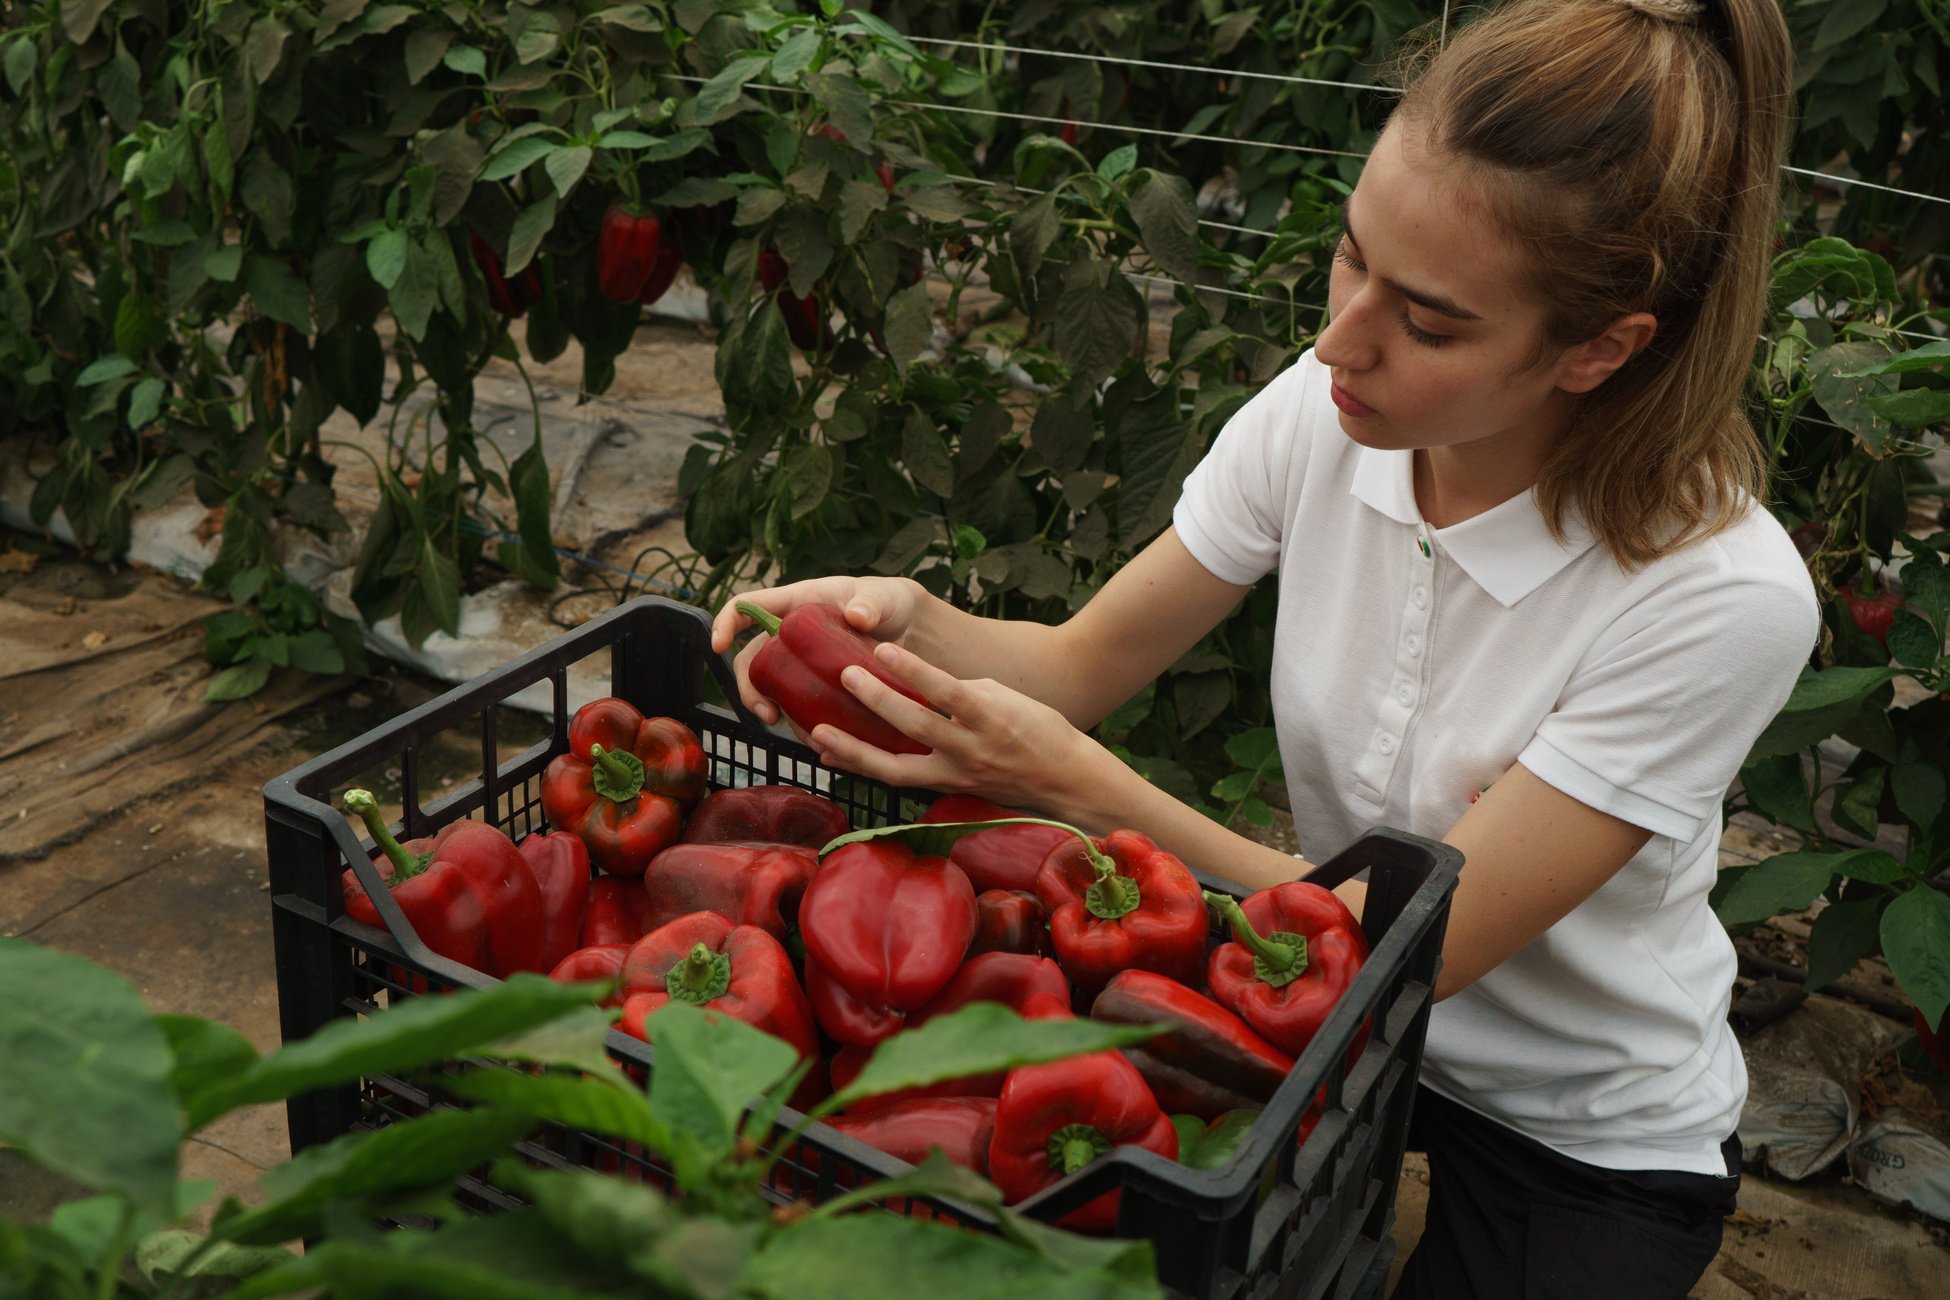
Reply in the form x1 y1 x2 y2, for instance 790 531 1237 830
1315 121 1582 465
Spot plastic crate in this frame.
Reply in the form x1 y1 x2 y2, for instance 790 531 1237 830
263 595 1461 1300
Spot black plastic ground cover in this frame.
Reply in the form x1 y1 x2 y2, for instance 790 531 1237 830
262 594 1461 1300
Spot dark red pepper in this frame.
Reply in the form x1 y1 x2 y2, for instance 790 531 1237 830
540 698 706 877
597 203 664 302
988 989 1177 1233
339 789 544 979
923 794 1074 892
1037 829 1208 997
636 222 684 307
546 943 631 1005
757 249 833 351
804 954 907 1047
737 602 934 756
581 876 650 948
1843 584 1903 650
616 911 821 1104
797 835 978 1042
640 840 817 948
1089 970 1295 1120
1204 885 1369 1058
468 230 542 318
825 1097 997 1174
517 830 592 971
680 785 850 851
969 889 1050 958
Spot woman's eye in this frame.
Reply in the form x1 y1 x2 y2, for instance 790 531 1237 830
1333 240 1364 272
1399 311 1448 348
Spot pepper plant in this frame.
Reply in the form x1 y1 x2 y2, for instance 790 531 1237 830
0 934 1168 1299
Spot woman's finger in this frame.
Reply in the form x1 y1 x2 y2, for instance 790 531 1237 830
730 636 780 725
839 659 960 754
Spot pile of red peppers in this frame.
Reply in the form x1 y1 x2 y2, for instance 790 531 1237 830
341 691 1373 1238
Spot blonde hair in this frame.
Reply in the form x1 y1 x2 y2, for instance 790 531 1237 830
1395 0 1794 568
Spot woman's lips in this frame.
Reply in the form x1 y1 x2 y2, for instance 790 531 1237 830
1330 382 1376 419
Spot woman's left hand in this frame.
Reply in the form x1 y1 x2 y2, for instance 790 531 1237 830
805 640 1099 820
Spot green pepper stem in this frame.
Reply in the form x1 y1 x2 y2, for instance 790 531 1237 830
1047 1122 1112 1176
1083 856 1141 920
667 942 732 1004
1204 891 1307 988
588 743 646 803
341 788 431 881
737 601 784 637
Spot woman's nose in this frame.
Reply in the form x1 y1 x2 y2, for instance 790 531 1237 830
1314 293 1378 372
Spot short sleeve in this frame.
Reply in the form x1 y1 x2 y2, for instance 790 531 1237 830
1518 568 1820 841
1171 352 1321 585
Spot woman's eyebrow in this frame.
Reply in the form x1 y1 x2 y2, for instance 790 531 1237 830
1341 202 1484 322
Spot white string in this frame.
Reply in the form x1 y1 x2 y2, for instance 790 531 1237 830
902 35 1392 95
1780 166 1950 208
882 97 1371 160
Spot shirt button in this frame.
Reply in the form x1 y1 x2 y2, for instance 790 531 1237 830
1412 586 1428 609
1405 634 1422 656
1377 733 1395 755
1397 684 1413 707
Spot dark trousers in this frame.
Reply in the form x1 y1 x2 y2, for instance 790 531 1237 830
1391 1086 1739 1300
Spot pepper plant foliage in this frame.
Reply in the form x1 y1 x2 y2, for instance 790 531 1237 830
2 6 1949 996
0 935 1168 1299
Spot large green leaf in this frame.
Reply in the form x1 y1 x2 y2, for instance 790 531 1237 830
442 1069 665 1149
1737 753 1816 834
184 974 607 1129
1808 341 1899 453
642 1002 800 1166
833 1003 1163 1108
1054 255 1142 385
1713 850 1904 926
1882 885 1950 1030
0 940 182 1216
1804 899 1883 991
1128 170 1199 285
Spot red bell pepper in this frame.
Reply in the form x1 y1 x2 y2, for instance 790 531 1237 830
988 990 1177 1233
581 877 650 948
797 835 978 1037
597 203 664 302
1089 969 1294 1121
825 1097 997 1174
636 222 684 307
339 789 544 978
547 943 631 1005
616 911 819 1076
922 794 1074 892
680 784 850 851
736 602 934 756
468 230 542 318
969 888 1050 958
540 698 706 877
757 249 833 351
1038 828 1208 997
640 840 817 948
1203 884 1368 1057
517 830 592 971
1843 584 1903 650
804 954 907 1047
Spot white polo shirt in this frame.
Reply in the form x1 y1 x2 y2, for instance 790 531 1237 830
1173 349 1820 1175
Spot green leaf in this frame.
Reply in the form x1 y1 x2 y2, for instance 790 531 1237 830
882 280 933 371
838 179 889 244
506 194 557 274
1054 256 1142 384
735 186 788 227
772 27 822 81
485 1160 676 1274
1882 885 1950 1030
247 15 289 84
544 144 591 197
244 255 313 331
442 1070 664 1149
781 442 833 520
156 1014 261 1108
694 55 769 124
1172 1109 1256 1171
505 439 559 587
1843 339 1950 376
137 1231 295 1291
205 243 244 283
1813 0 1888 50
1904 555 1950 634
1010 193 1060 284
1128 171 1200 285
365 227 409 290
641 1002 799 1165
1804 899 1883 991
481 136 557 182
1869 387 1950 428
1098 144 1138 181
5 33 40 96
240 153 295 248
76 354 138 385
1889 611 1940 669
1223 726 1282 770
182 974 605 1130
1738 752 1816 834
1715 851 1857 926
1780 664 1904 711
204 658 274 702
1892 754 1947 833
0 939 182 1216
811 71 872 144
803 1150 1000 1221
59 0 115 44
403 28 454 84
443 44 487 77
1833 765 1887 840
1808 341 1899 453
900 409 955 497
285 630 346 675
834 1003 1164 1108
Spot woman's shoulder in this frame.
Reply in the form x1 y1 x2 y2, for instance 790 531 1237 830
1626 497 1821 637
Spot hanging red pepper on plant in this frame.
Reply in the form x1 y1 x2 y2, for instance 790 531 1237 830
639 840 818 949
680 784 850 851
467 230 543 318
736 602 934 755
757 250 833 351
922 794 1074 892
540 698 706 877
597 203 664 302
517 829 592 971
1089 969 1295 1121
636 222 684 307
1203 884 1369 1058
988 990 1178 1233
1037 828 1208 997
339 789 544 979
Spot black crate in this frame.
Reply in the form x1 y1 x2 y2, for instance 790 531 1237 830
264 595 1460 1300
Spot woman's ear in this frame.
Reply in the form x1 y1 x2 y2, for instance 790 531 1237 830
1555 312 1657 394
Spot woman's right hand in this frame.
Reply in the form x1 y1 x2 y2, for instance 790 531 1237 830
710 576 927 728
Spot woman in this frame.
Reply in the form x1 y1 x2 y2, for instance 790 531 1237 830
713 1 1817 1293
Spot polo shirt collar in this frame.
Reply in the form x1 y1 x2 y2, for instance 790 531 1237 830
1349 445 1597 608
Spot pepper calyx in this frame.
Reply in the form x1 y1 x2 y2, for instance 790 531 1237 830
667 942 732 1004
1204 891 1307 987
589 743 647 803
342 788 433 881
1047 1123 1113 1176
1083 859 1141 920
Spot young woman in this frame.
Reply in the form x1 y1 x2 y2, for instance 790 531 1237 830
712 1 1816 1293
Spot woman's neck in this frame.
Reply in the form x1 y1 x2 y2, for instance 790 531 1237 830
1414 403 1570 529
